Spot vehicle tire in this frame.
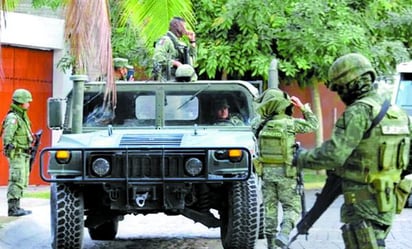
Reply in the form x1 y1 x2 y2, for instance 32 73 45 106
51 183 84 249
220 174 259 249
88 219 119 240
258 202 265 239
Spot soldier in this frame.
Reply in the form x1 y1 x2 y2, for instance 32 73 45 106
212 98 244 126
252 88 318 249
1 89 34 216
295 53 412 249
153 17 197 81
113 57 129 80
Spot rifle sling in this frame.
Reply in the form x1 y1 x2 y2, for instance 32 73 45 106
363 99 390 139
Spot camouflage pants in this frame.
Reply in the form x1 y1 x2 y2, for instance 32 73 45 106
341 184 395 249
262 167 301 236
7 153 30 200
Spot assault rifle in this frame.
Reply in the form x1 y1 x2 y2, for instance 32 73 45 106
29 129 43 172
288 170 342 246
294 142 306 218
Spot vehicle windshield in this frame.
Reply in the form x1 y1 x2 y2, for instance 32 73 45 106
83 88 252 127
394 75 412 116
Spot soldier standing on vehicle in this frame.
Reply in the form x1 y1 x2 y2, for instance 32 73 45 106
252 88 318 249
1 89 34 216
153 16 197 81
295 53 412 249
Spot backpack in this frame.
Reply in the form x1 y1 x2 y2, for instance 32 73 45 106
257 117 295 166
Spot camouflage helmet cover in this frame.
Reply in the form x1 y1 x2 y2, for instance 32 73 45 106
175 64 197 82
255 88 292 118
327 53 376 91
113 57 128 68
12 88 32 104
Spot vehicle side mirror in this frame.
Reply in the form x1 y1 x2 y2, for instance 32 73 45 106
47 98 66 130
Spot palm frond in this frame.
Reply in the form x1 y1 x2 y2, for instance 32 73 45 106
64 0 115 107
120 0 195 48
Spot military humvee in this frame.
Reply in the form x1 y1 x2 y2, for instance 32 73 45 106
391 61 412 207
40 78 263 249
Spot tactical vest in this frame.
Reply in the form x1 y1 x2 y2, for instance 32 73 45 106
257 116 296 168
3 112 33 149
336 97 410 185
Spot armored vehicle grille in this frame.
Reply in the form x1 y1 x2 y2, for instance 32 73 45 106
113 150 206 179
120 134 183 146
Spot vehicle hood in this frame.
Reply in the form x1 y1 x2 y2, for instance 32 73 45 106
54 128 256 150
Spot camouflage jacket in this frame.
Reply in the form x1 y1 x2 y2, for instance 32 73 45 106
2 104 33 150
153 31 197 77
297 91 411 173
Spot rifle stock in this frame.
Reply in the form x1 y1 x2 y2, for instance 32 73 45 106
29 129 43 172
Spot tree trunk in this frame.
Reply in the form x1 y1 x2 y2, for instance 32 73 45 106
310 80 325 176
310 82 323 146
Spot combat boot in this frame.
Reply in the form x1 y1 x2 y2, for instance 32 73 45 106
275 232 289 249
266 235 275 249
8 199 32 217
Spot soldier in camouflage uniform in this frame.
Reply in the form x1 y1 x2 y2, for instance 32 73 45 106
212 98 245 126
295 53 412 249
153 17 197 81
2 89 34 216
252 88 318 249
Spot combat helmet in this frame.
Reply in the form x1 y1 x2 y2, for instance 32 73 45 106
255 88 292 118
327 53 376 91
175 64 197 82
12 89 32 104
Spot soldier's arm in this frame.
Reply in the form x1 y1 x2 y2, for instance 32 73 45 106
3 114 18 145
297 103 371 170
293 104 319 133
153 37 175 67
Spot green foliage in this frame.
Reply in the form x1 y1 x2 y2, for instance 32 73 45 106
120 0 195 49
32 0 64 9
109 0 150 70
194 0 411 85
195 0 277 80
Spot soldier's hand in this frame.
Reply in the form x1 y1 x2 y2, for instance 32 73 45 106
3 143 15 157
292 147 303 167
290 96 304 109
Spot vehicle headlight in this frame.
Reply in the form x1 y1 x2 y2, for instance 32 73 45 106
55 150 71 164
91 158 111 177
185 157 203 176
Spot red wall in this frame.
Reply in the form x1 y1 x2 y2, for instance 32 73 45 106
281 82 345 149
0 46 52 185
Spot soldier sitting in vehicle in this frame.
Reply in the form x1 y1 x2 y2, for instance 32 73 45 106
211 98 244 126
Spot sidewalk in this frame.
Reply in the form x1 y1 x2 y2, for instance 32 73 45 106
0 185 411 248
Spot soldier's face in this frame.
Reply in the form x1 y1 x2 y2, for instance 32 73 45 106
217 107 229 119
22 102 30 109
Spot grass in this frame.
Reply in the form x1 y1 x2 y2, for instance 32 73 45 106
23 190 50 199
302 169 327 189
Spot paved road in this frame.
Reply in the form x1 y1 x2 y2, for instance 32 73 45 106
0 186 411 249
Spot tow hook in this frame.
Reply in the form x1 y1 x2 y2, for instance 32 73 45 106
135 192 149 207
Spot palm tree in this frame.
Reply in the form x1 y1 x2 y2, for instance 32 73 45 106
1 0 194 108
